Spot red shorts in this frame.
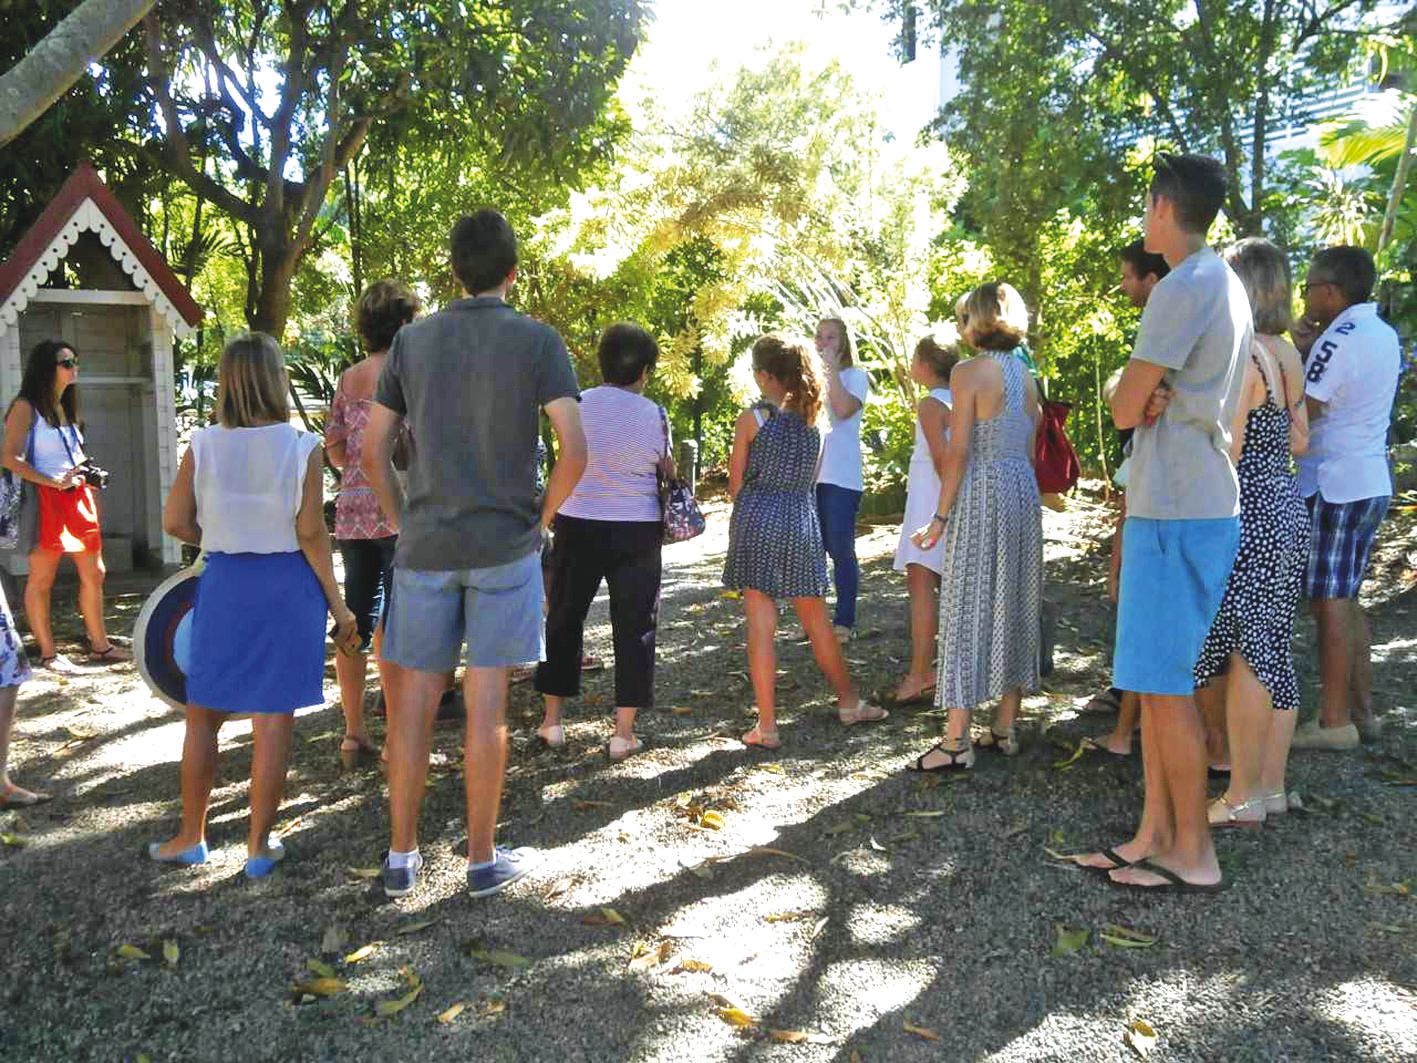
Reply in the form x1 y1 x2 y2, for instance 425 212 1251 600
37 483 102 554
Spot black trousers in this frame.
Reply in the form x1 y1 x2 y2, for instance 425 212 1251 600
535 515 662 708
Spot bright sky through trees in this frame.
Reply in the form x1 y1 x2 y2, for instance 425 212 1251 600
624 0 943 142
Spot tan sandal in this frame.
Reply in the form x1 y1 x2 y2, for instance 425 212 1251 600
741 726 781 749
339 735 378 771
607 735 643 761
838 701 889 726
1208 794 1265 829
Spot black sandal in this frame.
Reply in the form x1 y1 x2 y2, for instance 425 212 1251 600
1066 846 1134 873
908 742 975 773
1107 858 1225 894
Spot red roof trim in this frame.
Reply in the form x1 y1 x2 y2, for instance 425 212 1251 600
0 161 203 327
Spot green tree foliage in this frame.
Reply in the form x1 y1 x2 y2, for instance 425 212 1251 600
136 0 645 338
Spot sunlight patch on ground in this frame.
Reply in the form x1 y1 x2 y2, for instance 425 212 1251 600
844 902 924 947
1373 634 1417 662
1312 978 1417 1055
816 956 939 1031
985 1011 1129 1061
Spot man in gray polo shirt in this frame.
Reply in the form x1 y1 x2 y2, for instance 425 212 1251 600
363 209 586 900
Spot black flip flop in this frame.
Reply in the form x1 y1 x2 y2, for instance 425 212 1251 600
1067 846 1133 874
1107 858 1225 894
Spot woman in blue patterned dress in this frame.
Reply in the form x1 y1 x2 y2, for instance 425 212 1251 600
0 582 40 807
723 335 886 748
910 283 1043 772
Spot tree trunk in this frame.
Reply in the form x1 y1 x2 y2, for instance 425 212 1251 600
0 0 154 147
1377 100 1417 257
249 236 301 339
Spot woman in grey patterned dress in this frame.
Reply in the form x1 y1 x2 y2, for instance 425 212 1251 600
724 335 886 749
910 283 1043 771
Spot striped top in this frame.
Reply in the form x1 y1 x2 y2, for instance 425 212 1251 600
559 385 666 523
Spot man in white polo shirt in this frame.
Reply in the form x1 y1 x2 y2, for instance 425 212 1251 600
1291 246 1400 751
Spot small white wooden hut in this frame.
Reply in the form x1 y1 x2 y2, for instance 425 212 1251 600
0 162 201 573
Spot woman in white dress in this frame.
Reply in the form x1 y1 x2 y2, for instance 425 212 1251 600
891 334 959 705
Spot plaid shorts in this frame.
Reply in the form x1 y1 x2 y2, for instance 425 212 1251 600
1305 493 1389 600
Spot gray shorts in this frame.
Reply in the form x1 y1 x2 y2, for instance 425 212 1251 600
384 550 544 672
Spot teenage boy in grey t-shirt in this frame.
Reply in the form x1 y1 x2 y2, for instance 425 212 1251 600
363 209 586 900
1071 154 1249 893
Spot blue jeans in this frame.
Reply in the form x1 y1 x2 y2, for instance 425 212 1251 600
816 483 862 628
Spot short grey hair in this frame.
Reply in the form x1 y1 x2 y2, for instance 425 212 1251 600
1223 237 1294 336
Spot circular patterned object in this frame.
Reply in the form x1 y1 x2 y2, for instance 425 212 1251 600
134 561 203 712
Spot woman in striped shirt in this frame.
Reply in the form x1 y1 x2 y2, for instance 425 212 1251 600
534 324 668 760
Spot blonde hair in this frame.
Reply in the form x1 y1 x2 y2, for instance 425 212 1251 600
215 332 290 428
1223 238 1294 336
914 332 961 381
816 316 854 368
957 282 1030 351
752 334 823 424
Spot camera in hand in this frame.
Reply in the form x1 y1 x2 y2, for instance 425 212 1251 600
76 459 110 490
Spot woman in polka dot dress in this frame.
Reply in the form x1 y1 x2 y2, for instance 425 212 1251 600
723 335 886 748
1195 238 1310 828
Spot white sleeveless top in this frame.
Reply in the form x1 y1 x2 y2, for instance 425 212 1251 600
908 387 952 467
191 424 322 554
25 408 85 479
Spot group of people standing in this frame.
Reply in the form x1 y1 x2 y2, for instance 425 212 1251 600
0 152 1401 903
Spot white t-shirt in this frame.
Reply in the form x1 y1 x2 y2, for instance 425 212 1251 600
558 386 666 522
191 423 322 554
1298 302 1400 503
817 366 869 491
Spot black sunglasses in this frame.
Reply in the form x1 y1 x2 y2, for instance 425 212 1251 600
56 358 78 369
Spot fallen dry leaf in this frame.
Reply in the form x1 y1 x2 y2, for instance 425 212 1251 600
717 1006 757 1028
1125 1018 1158 1058
116 944 151 961
345 866 382 880
292 976 347 999
903 1021 941 1041
764 910 815 923
344 943 380 964
670 705 694 716
543 876 575 901
767 1029 808 1043
699 810 726 831
467 946 531 969
162 939 179 967
1 832 28 848
395 918 440 937
1100 924 1158 949
671 959 713 974
627 939 674 972
375 984 423 1019
306 958 338 979
825 820 856 836
574 800 613 811
436 1001 467 1025
583 906 627 927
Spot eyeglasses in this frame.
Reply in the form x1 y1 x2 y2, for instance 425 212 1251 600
1302 281 1334 295
56 358 78 369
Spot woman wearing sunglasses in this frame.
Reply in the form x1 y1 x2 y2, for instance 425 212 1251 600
2 339 125 670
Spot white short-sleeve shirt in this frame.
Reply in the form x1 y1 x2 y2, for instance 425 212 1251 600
817 366 869 492
1297 302 1400 503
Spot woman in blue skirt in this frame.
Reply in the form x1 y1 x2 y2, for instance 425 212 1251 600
149 333 357 878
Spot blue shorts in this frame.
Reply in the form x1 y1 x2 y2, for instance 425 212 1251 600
383 550 544 672
1114 517 1239 696
1305 493 1388 600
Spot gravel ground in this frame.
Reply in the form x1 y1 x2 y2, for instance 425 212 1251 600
1 489 1413 1062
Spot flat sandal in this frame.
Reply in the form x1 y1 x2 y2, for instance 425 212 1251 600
908 742 974 773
